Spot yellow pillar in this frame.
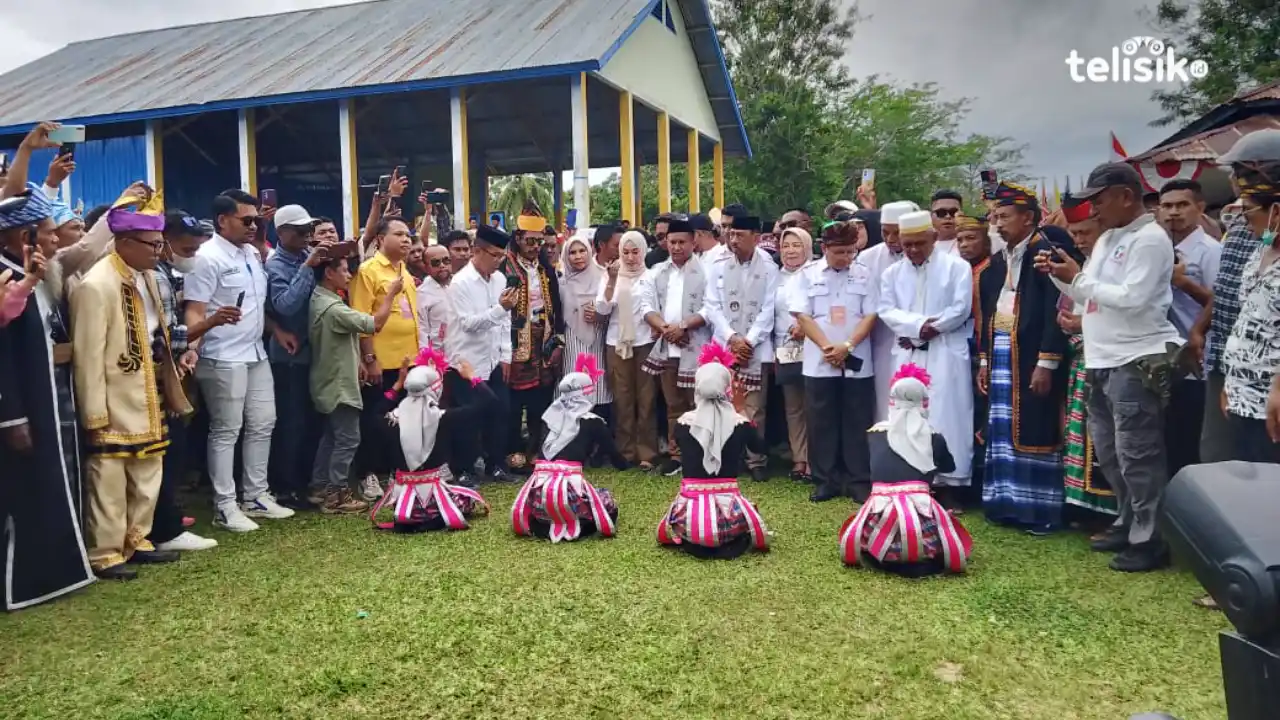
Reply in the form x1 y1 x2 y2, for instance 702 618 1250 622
635 162 643 225
687 128 700 213
657 112 671 214
618 91 635 225
713 142 725 209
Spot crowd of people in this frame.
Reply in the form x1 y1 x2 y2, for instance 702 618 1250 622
2 119 1278 612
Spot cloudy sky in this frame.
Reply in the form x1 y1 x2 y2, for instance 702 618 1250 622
0 0 1188 188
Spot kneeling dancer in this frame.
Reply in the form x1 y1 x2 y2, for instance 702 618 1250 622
512 355 626 542
657 342 770 559
839 364 973 576
370 349 492 532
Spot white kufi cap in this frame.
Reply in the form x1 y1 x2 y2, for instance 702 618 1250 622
880 200 920 226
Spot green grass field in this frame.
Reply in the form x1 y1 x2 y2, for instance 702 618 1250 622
0 472 1229 720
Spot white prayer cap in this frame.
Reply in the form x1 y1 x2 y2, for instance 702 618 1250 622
898 210 933 234
880 201 920 226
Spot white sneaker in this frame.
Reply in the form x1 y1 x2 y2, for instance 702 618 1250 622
360 473 385 501
155 531 219 552
242 494 296 520
214 506 260 533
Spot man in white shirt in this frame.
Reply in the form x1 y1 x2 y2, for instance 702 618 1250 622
878 210 975 490
790 222 878 502
416 245 452 350
860 200 918 422
185 190 294 532
445 224 518 482
1040 162 1183 573
929 189 964 255
690 213 727 265
636 218 712 476
1158 179 1220 476
702 213 779 481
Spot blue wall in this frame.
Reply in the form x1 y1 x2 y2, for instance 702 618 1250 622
1 136 147 213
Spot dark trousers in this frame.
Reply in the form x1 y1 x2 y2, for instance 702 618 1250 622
508 384 554 459
805 375 874 498
1229 414 1280 463
445 366 510 474
356 370 401 478
149 419 189 545
1165 378 1204 478
268 362 321 496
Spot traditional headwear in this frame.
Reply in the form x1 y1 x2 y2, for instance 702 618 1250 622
541 354 604 459
0 187 54 231
394 347 448 472
613 230 648 360
679 342 743 475
107 187 165 234
992 181 1039 210
730 215 762 231
956 214 988 231
50 196 78 229
475 223 511 249
898 210 933 234
516 201 545 234
665 217 694 235
879 363 935 474
880 201 919 226
1061 195 1094 224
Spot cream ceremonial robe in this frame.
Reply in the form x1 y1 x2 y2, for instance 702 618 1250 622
856 243 902 423
876 246 974 486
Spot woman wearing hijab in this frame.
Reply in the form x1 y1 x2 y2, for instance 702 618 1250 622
657 342 771 559
368 349 493 532
512 354 628 542
772 227 816 482
595 230 658 470
838 364 973 576
557 233 613 416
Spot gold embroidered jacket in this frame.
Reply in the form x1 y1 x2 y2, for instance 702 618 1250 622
70 253 192 457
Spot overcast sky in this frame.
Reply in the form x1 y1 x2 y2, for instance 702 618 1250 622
0 0 1186 189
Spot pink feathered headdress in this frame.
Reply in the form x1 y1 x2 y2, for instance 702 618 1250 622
698 340 737 368
891 363 931 388
415 346 448 375
574 353 604 383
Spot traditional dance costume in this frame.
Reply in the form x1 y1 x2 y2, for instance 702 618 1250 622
369 350 492 532
839 365 973 576
657 345 771 559
512 357 626 542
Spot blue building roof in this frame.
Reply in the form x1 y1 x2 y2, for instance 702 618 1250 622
0 0 749 156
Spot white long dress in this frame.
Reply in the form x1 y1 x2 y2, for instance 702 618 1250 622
876 246 975 487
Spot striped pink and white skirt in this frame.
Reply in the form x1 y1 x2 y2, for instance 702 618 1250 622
838 481 972 575
512 460 618 543
370 467 489 532
657 478 769 559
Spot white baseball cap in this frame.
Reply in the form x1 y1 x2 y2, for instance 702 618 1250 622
274 204 316 230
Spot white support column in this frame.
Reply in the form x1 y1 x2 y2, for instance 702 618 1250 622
338 99 358 239
145 119 164 192
236 108 257 194
450 88 470 227
570 72 590 228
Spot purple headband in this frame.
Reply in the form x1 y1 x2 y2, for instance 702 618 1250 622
107 207 165 234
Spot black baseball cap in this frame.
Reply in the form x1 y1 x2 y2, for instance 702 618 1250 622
1075 162 1144 200
164 210 210 238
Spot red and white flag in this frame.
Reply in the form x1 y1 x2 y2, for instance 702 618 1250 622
1110 132 1129 161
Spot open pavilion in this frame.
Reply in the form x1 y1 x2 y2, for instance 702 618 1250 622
0 0 750 236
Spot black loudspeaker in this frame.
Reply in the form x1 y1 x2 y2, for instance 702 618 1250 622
1160 461 1280 720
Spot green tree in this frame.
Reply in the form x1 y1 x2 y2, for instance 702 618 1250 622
488 173 554 223
1150 0 1280 126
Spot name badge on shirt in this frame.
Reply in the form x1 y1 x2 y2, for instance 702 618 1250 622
1086 299 1099 314
776 346 802 364
996 288 1016 317
830 305 847 326
399 295 413 319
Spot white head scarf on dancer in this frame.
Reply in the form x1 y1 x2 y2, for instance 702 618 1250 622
874 363 935 474
394 348 447 472
679 342 745 475
541 354 605 460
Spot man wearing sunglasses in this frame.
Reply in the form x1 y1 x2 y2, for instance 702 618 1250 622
415 244 453 352
186 190 294 533
930 189 964 255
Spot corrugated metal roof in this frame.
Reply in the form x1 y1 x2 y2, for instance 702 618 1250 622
1130 114 1280 163
0 0 647 126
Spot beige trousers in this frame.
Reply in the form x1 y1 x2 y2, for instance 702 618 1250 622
782 382 809 464
659 361 695 459
608 343 658 464
85 454 164 571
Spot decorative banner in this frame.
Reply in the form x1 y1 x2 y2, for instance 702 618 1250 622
1132 159 1206 192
